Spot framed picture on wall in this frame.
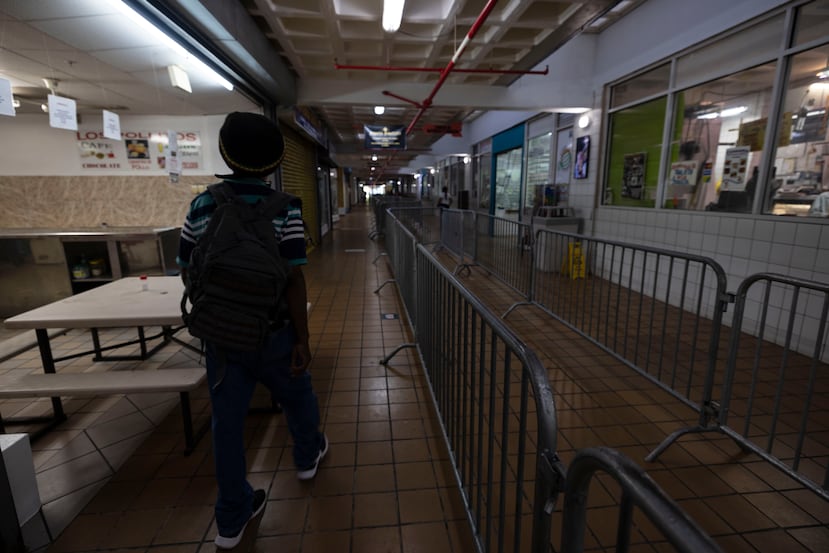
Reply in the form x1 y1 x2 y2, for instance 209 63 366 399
622 152 647 199
574 136 589 179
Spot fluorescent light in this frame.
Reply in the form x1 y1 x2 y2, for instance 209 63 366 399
610 0 633 13
382 0 405 33
588 16 608 29
817 67 829 79
697 112 719 119
374 105 385 115
112 0 233 91
719 106 747 117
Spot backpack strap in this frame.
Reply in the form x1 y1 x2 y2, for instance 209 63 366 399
207 182 238 206
256 191 294 221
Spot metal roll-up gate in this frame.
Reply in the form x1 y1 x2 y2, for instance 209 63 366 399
280 125 319 248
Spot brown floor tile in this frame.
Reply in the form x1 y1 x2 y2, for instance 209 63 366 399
352 525 402 553
398 488 444 524
306 495 353 531
354 492 399 527
400 521 453 553
354 464 397 493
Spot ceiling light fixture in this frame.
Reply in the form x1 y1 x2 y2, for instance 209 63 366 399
374 105 385 115
817 66 829 79
112 0 233 91
382 0 405 33
719 105 747 118
578 114 591 129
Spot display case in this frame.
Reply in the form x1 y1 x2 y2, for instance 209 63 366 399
0 227 180 316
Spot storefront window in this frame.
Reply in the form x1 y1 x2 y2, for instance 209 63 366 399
524 132 552 218
793 0 829 47
474 151 491 210
494 147 522 216
768 42 829 216
605 96 667 206
610 63 671 108
666 61 776 212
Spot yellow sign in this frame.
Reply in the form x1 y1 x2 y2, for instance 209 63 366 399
566 242 585 279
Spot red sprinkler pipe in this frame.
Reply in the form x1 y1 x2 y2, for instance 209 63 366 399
406 0 499 136
335 61 549 76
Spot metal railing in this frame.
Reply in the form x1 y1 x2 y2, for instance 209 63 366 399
426 213 829 501
379 208 723 552
560 447 722 553
531 228 730 416
650 273 829 499
368 195 422 240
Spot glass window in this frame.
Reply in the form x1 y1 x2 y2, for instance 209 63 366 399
767 43 829 217
675 14 783 90
610 63 671 108
665 61 777 212
524 132 553 218
494 147 523 216
605 97 667 206
793 0 829 47
474 152 491 210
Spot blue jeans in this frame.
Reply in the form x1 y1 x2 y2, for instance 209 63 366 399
205 325 322 536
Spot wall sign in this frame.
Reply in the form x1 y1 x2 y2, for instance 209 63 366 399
76 129 202 172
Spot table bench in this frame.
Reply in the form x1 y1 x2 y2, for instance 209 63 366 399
0 369 209 455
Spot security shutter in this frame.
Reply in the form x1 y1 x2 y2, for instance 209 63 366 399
280 125 319 248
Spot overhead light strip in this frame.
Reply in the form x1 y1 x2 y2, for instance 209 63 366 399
112 0 233 91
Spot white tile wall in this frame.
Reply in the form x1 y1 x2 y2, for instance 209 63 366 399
591 208 829 361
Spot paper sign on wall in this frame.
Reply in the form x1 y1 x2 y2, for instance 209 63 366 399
0 78 16 117
668 160 699 187
47 94 78 131
721 146 750 191
102 110 121 140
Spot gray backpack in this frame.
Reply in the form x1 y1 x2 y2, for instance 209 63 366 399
181 182 293 351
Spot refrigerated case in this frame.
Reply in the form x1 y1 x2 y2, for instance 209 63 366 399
0 227 180 317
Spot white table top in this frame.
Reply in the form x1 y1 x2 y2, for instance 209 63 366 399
4 276 186 329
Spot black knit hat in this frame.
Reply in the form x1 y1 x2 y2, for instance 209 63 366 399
216 112 285 178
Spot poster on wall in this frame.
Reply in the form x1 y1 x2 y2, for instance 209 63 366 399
573 135 589 179
622 152 647 199
555 128 572 183
668 160 699 187
721 146 750 191
76 130 202 172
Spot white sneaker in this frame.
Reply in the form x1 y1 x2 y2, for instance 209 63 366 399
214 489 267 550
297 433 329 480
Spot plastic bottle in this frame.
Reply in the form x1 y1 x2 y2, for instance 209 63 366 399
140 274 149 291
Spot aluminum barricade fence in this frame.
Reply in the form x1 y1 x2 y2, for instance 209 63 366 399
388 206 442 246
530 228 730 416
560 447 722 553
469 213 534 300
414 242 563 553
380 210 419 329
652 273 829 499
368 196 422 239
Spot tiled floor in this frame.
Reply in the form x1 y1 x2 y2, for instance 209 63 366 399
0 203 827 553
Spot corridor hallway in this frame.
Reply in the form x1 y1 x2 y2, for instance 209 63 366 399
1 203 826 553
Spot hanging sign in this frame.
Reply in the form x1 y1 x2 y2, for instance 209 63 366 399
102 110 121 140
0 78 16 117
47 94 78 131
364 125 406 150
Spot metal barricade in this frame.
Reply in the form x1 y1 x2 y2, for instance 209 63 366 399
651 273 829 499
414 242 563 553
560 447 722 553
368 196 421 239
379 212 722 552
530 228 730 414
467 213 534 300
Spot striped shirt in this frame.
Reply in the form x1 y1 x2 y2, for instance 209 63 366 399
176 178 307 269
